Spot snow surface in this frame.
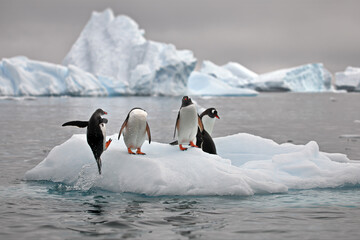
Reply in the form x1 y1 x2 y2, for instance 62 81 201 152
25 133 360 196
63 9 196 96
335 67 360 92
192 61 334 93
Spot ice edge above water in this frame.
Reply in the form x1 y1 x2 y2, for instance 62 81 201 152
25 133 360 196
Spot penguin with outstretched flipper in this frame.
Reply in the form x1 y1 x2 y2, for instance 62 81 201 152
62 108 112 174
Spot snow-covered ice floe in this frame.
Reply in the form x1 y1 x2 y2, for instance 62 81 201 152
63 9 196 96
191 61 333 94
335 67 360 92
25 133 360 196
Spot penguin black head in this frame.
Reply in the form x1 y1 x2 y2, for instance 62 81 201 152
201 108 220 119
208 108 220 119
95 108 108 116
181 96 193 107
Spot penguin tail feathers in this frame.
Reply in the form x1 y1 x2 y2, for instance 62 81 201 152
62 121 88 128
96 158 102 175
169 140 178 145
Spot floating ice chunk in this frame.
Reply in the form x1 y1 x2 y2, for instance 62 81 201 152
0 56 111 96
339 135 360 139
187 72 258 96
250 63 333 92
335 66 360 92
25 133 360 196
195 61 333 93
63 9 196 96
199 61 257 87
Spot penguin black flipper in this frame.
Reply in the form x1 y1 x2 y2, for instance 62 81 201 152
173 112 180 139
118 115 130 140
146 122 151 144
62 121 88 128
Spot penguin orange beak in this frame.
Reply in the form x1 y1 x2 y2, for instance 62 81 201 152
104 111 108 115
216 115 220 119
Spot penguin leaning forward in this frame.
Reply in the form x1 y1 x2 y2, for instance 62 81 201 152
62 108 112 174
173 96 204 151
196 108 220 154
118 108 151 155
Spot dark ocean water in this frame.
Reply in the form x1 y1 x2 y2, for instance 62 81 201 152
1 93 360 239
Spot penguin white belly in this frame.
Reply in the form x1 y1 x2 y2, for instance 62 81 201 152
178 104 198 144
100 123 106 150
123 109 147 149
202 116 215 135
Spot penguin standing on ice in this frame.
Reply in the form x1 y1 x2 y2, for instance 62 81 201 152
196 108 220 154
173 96 204 151
62 108 112 174
118 108 151 155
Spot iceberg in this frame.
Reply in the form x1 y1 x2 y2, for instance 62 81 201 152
63 9 196 96
191 61 333 93
25 133 360 196
199 60 258 88
335 67 360 92
252 63 333 92
0 56 114 96
187 72 258 96
0 8 342 97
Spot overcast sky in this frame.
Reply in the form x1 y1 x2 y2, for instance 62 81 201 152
0 0 359 73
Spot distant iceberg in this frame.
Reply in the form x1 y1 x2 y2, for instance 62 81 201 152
25 133 360 196
191 61 333 94
0 8 346 97
0 56 112 96
335 67 360 92
63 9 196 96
188 72 258 96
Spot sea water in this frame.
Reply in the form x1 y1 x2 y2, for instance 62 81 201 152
0 93 360 239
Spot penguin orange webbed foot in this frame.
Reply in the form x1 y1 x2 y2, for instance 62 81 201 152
128 148 136 155
189 141 199 148
136 148 146 155
179 144 188 151
105 138 112 150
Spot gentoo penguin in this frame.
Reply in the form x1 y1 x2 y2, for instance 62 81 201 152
118 108 151 155
198 129 217 154
62 108 112 174
173 96 204 151
196 108 220 148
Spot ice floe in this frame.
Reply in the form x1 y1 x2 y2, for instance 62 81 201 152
25 133 360 196
335 67 360 92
